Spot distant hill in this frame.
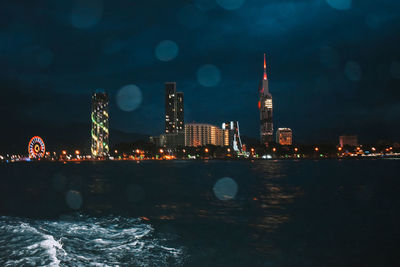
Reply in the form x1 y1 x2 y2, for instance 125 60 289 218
0 122 149 154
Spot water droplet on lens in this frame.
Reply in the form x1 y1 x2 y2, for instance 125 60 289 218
319 46 340 69
390 61 400 79
344 61 362 81
177 5 207 29
216 0 246 10
213 177 238 200
70 0 103 29
326 0 352 10
126 184 146 203
194 0 217 10
66 190 83 210
36 49 54 68
116 84 143 112
155 40 179 62
52 173 67 192
197 64 221 87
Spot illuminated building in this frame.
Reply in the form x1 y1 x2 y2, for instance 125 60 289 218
150 82 185 148
276 128 293 145
339 135 358 147
259 53 273 145
91 89 109 157
165 82 184 134
222 121 243 152
185 123 224 147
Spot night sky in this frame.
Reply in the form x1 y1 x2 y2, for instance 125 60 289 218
1 0 400 152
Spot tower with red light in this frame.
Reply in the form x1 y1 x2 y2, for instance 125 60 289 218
259 53 273 145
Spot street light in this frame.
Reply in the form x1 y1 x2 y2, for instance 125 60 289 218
205 148 209 153
314 147 319 152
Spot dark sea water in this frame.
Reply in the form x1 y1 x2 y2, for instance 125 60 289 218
0 159 400 266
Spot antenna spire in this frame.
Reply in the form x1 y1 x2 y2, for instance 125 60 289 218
263 53 268 80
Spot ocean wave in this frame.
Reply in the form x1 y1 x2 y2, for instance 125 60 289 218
0 215 185 266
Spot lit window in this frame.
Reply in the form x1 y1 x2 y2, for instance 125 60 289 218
264 99 272 109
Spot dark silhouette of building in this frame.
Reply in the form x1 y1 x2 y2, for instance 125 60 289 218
176 92 184 132
91 89 109 157
165 82 184 134
150 82 185 148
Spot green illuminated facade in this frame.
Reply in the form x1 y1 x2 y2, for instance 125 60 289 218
91 90 109 158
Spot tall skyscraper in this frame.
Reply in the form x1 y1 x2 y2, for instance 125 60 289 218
91 89 109 158
276 128 293 146
259 53 273 145
165 82 184 134
176 92 184 132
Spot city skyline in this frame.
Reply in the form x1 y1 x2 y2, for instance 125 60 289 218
1 0 400 153
1 2 400 266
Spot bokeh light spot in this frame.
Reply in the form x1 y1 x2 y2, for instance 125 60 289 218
344 61 362 81
126 184 146 203
52 173 67 192
66 190 83 210
319 46 340 69
216 0 246 10
326 0 351 10
36 49 54 68
116 84 143 112
155 40 179 62
197 64 221 87
177 5 207 29
213 177 238 201
70 0 103 29
390 61 400 79
194 0 218 10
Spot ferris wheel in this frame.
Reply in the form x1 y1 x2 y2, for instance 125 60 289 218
28 136 46 159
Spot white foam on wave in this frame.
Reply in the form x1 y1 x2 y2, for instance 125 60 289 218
1 220 65 266
1 216 185 266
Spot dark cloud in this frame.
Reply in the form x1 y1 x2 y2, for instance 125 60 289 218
1 0 400 152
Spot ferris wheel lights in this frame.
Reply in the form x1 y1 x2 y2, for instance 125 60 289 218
28 136 46 159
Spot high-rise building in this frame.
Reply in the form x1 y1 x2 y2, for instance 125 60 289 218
91 90 109 157
339 135 358 147
185 123 224 147
222 121 243 152
276 128 293 146
149 82 185 148
176 92 184 132
165 82 184 134
259 53 273 145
